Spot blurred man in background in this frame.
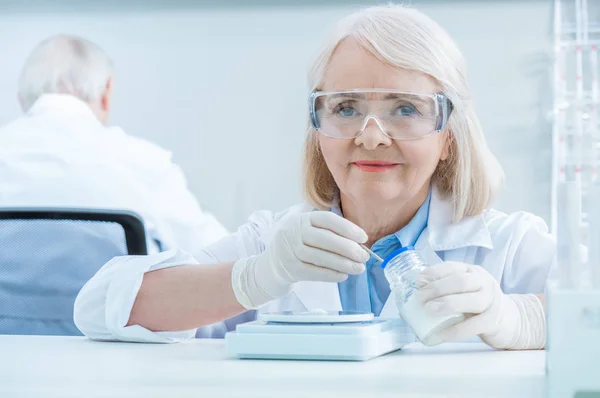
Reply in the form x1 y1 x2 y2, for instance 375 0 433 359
0 35 228 257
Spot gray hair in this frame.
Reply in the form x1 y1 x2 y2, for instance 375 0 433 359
18 34 114 111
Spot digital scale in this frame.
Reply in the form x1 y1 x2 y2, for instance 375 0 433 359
225 310 414 361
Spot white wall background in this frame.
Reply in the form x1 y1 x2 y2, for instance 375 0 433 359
0 0 553 230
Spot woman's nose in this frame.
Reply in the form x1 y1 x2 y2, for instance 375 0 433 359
354 115 392 150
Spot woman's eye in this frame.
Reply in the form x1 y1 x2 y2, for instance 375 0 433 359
337 106 357 117
393 105 418 116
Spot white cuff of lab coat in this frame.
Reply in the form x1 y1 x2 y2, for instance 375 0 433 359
77 249 198 343
112 249 200 343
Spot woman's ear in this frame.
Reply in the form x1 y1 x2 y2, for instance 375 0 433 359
439 130 452 161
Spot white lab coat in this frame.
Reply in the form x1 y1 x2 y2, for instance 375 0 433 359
74 186 556 343
0 94 228 258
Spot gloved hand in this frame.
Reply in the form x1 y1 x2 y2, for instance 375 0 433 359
414 261 546 350
232 211 370 309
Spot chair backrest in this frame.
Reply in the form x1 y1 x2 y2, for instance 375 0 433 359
0 208 147 336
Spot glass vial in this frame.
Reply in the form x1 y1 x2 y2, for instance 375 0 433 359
382 246 466 346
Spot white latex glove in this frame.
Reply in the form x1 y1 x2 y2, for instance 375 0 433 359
232 211 370 309
414 261 546 350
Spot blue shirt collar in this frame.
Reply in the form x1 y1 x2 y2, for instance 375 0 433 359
394 189 431 247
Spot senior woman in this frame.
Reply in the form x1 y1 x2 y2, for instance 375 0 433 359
75 5 554 349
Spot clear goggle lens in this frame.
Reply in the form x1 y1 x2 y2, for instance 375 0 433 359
310 90 452 140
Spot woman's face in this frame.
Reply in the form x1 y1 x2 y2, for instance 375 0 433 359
318 39 450 207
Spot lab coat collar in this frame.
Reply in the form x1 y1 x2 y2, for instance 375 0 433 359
425 184 493 251
27 94 101 125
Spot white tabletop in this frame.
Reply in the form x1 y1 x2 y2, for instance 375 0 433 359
0 335 546 398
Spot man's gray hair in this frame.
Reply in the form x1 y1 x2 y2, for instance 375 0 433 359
18 34 114 111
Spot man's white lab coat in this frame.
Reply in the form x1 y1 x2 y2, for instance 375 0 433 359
0 93 228 258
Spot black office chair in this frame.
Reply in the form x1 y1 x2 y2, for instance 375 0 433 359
0 208 147 336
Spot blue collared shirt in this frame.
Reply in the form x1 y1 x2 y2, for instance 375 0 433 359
336 190 431 316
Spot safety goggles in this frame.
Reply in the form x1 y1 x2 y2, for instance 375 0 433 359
309 89 453 140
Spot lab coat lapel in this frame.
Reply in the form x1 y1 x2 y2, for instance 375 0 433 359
414 229 444 265
292 281 343 311
378 229 442 318
426 186 493 251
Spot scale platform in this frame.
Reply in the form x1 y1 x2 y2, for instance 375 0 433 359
225 311 414 361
